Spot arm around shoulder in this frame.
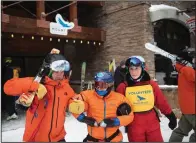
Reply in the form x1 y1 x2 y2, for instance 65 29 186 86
116 96 134 126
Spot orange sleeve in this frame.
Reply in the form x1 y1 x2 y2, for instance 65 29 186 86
117 95 134 126
175 63 195 82
180 67 195 82
175 63 184 72
69 92 89 118
4 77 39 96
66 84 76 99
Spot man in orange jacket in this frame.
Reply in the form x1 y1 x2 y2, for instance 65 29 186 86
169 50 195 142
4 53 75 142
69 71 134 142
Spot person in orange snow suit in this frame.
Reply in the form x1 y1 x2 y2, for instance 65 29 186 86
69 71 134 142
116 56 177 142
4 53 75 142
169 48 195 142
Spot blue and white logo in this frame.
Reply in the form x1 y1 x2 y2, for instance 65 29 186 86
50 14 74 36
137 95 145 101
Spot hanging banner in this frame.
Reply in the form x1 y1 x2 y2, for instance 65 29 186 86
50 14 74 36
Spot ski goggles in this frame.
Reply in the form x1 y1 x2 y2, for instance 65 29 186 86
95 81 109 90
94 81 113 90
127 57 142 67
50 60 70 72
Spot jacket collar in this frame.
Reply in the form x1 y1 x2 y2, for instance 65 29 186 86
126 70 151 86
93 90 114 99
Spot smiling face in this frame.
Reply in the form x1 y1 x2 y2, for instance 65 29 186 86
129 66 142 79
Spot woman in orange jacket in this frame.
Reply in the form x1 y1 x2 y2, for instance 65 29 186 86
69 71 134 142
4 53 75 142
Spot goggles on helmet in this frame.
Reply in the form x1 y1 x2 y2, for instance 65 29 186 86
128 57 142 67
50 60 70 72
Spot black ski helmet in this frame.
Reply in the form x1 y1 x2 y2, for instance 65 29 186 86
44 53 71 77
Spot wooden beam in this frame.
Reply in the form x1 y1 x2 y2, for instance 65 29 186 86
2 14 106 42
36 0 45 20
69 1 78 25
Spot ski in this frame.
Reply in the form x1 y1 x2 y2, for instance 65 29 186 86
108 58 116 72
16 48 60 106
80 62 86 91
145 43 193 67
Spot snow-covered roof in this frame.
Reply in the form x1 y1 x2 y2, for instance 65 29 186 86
149 4 190 27
159 85 178 89
149 4 178 12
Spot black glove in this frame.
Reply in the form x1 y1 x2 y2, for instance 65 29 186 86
99 118 120 127
165 112 177 130
176 57 189 66
36 53 53 78
116 102 131 116
77 113 98 127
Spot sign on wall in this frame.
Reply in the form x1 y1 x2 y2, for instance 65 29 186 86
50 14 74 36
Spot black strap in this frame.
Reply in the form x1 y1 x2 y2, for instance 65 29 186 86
83 129 120 142
106 129 120 142
153 107 161 122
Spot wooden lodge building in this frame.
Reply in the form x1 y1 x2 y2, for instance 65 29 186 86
1 1 195 86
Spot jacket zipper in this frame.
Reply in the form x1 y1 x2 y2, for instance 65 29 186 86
31 104 39 124
48 86 56 142
56 97 60 128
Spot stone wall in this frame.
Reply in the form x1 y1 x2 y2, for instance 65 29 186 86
83 1 195 80
94 2 155 78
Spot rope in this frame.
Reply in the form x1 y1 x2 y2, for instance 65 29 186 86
18 3 37 18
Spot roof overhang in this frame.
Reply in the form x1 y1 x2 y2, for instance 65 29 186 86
149 4 190 28
1 14 106 42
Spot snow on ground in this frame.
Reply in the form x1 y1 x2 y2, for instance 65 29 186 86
2 114 194 142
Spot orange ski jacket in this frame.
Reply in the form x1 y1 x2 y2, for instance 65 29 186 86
72 90 134 142
175 63 195 114
4 76 75 142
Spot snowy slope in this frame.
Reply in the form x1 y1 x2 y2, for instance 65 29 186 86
2 115 193 142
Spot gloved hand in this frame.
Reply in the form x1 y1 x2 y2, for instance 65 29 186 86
165 112 177 130
36 84 47 100
77 113 98 127
37 62 50 78
99 118 120 127
69 100 85 114
176 57 189 66
116 102 131 116
50 48 60 54
17 92 35 107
